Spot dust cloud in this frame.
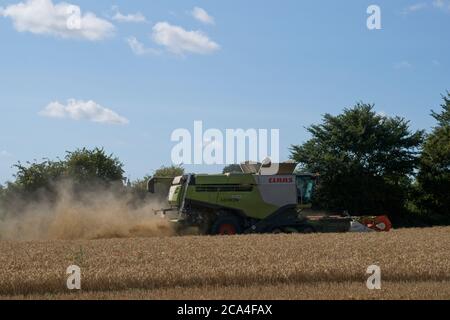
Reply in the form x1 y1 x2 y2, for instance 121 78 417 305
0 181 175 241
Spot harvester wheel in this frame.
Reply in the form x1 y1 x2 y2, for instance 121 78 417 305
211 215 243 236
297 225 315 234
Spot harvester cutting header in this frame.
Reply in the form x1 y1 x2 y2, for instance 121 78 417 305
148 159 392 235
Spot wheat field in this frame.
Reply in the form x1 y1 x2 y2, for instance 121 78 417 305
0 227 449 300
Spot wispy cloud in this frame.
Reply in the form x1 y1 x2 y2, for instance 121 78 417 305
152 22 220 55
433 0 450 11
191 7 215 25
40 99 129 125
401 1 450 14
111 6 147 23
394 61 412 69
126 37 160 56
0 0 114 41
401 3 428 14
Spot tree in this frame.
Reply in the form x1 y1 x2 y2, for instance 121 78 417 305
431 93 450 127
0 148 126 214
153 165 184 178
417 93 450 223
64 147 124 186
290 103 424 220
0 159 66 213
13 159 65 195
223 164 242 174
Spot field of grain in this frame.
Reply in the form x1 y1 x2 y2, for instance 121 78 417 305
0 227 449 300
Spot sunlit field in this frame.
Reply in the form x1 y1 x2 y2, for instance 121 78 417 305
1 227 449 300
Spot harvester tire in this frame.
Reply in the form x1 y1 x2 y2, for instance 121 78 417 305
297 225 315 234
211 215 243 236
271 228 283 234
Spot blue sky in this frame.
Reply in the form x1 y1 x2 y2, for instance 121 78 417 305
0 0 449 183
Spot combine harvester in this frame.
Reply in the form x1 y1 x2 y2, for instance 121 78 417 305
148 160 392 235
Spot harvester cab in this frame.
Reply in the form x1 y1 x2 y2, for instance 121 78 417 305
296 174 315 207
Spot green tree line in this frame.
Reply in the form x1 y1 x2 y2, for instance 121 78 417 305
0 147 184 216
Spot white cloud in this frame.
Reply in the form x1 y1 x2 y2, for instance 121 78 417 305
40 99 129 125
0 0 114 41
394 61 412 69
401 3 427 14
126 36 159 56
191 7 215 25
111 6 146 23
152 22 220 55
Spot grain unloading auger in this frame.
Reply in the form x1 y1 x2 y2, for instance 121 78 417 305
148 160 392 235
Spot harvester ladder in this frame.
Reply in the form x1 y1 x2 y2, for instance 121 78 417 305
179 174 192 214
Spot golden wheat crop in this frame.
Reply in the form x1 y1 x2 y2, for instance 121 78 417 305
5 281 450 300
0 227 449 299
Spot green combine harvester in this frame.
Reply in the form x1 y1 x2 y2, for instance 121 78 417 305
148 161 392 235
